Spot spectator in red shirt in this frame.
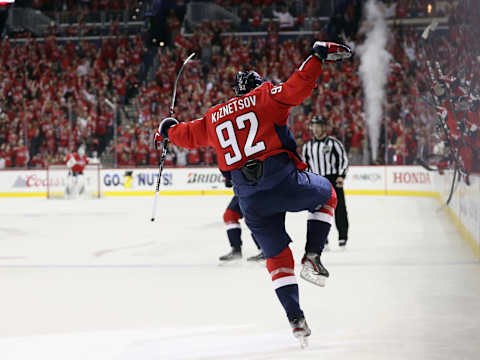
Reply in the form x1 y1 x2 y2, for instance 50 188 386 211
13 139 29 167
1 144 13 168
202 147 216 166
148 147 158 166
187 148 201 165
134 140 149 166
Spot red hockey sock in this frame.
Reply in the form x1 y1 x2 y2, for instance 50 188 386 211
223 208 242 248
266 246 296 289
266 246 303 321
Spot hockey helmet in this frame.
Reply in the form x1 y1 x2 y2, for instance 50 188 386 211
78 145 86 157
233 71 264 97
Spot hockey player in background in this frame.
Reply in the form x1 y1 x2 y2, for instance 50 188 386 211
220 191 265 263
155 41 352 344
65 145 98 197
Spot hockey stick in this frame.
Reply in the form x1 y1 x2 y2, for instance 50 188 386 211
426 62 459 207
169 52 196 117
416 158 436 172
441 161 459 207
151 138 169 221
151 52 196 222
415 155 447 172
432 59 466 206
420 21 460 207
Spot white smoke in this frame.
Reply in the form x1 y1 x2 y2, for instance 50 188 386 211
357 0 391 162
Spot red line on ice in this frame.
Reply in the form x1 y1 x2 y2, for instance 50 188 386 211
92 241 156 257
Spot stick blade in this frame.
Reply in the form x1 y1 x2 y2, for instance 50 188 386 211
421 27 430 40
184 52 196 64
422 19 440 40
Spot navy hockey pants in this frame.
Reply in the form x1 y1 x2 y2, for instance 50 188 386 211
237 167 332 258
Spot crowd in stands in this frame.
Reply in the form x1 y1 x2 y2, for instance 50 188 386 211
18 0 137 12
0 0 478 175
0 32 145 168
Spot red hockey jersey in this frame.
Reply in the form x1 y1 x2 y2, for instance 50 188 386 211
168 55 323 172
66 152 88 173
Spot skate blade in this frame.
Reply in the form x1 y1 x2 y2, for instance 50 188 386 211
300 267 327 287
218 258 243 267
296 335 309 349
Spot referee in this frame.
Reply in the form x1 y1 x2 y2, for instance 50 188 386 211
301 115 349 248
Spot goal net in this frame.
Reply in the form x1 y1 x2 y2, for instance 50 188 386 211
46 164 102 199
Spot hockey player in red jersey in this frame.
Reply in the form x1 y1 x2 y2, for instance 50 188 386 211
155 41 352 344
65 145 90 196
66 145 89 174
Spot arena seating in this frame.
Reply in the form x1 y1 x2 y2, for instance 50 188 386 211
0 0 478 175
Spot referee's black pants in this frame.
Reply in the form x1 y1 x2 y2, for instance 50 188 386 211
325 175 349 241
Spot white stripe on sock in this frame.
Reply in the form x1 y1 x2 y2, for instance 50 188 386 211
225 223 241 230
270 267 295 277
272 275 297 289
323 205 334 212
307 212 333 224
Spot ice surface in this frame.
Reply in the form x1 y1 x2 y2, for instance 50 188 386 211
0 195 479 359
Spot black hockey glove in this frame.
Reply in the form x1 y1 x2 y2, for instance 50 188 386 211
312 41 352 62
159 117 179 138
154 117 179 149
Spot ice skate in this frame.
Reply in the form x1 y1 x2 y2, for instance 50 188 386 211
246 251 265 262
339 239 347 251
290 316 311 349
300 253 329 287
219 247 242 264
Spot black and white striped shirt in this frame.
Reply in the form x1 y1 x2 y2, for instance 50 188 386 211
301 136 349 176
